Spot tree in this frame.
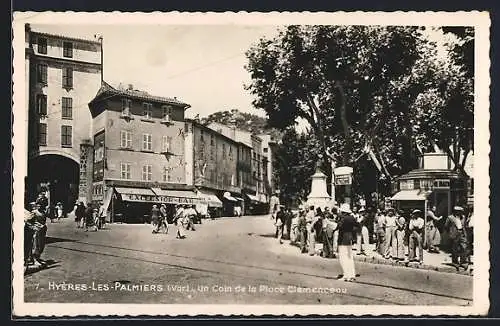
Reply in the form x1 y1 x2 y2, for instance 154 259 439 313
245 25 427 178
411 28 474 175
273 128 321 205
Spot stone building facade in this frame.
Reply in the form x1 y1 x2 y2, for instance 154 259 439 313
25 25 102 210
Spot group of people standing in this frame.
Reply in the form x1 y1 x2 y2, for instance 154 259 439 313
374 205 473 270
150 204 199 239
74 201 107 231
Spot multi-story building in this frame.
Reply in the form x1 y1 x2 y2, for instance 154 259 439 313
258 133 280 195
87 81 204 223
207 122 269 214
25 25 102 210
184 120 242 217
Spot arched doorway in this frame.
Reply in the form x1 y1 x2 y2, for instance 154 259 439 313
27 154 79 214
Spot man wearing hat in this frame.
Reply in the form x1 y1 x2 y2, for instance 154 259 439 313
384 207 397 259
355 207 369 255
336 203 357 282
444 206 469 270
408 209 425 263
151 204 160 234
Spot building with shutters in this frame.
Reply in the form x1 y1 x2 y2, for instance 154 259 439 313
184 119 243 217
25 24 102 211
87 81 203 223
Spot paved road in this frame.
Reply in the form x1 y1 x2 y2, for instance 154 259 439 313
24 216 473 305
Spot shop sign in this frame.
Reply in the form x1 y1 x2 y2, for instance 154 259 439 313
433 179 450 189
122 193 206 205
400 179 414 190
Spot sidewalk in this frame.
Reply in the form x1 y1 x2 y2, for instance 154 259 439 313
347 243 473 276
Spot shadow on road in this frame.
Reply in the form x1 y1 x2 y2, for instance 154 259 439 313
45 236 77 245
24 259 60 276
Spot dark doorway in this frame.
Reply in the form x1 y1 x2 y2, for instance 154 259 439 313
27 154 79 213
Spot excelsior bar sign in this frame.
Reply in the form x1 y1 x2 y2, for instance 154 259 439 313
122 193 206 205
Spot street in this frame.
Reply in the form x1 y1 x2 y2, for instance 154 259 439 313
24 215 473 305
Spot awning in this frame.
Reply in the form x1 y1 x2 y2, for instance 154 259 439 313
390 190 430 201
152 188 205 205
114 187 157 202
197 190 223 208
246 193 266 203
223 192 237 202
246 194 260 202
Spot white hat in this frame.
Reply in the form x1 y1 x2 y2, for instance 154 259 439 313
339 203 352 213
453 206 464 212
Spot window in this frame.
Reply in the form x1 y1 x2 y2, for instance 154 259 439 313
162 106 172 120
36 94 47 116
142 165 152 181
62 67 73 88
63 41 73 58
142 133 152 151
37 64 47 84
210 148 215 161
121 98 131 114
38 123 47 146
61 97 72 119
120 163 131 180
162 136 172 153
222 144 226 159
162 167 171 182
142 103 152 119
38 37 47 54
120 130 132 149
263 147 268 153
61 125 72 147
210 135 215 146
229 146 233 160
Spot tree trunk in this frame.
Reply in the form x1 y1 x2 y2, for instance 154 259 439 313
334 82 350 166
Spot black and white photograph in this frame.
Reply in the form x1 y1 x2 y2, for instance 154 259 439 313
12 11 490 316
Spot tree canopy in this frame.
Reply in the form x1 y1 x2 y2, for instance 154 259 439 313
245 25 474 203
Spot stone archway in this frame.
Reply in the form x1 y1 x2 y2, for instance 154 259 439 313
27 154 80 214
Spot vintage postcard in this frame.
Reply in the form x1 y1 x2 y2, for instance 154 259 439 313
12 11 490 317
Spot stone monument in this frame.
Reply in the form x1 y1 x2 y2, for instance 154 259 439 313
306 162 334 209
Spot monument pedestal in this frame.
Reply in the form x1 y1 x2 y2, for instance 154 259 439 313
306 168 334 209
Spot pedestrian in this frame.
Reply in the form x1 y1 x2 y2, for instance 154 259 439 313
36 191 49 215
383 208 397 259
159 204 169 233
290 209 299 244
374 209 386 255
393 211 407 261
322 207 338 258
55 202 63 222
408 209 424 263
74 201 84 228
98 202 107 229
425 206 442 253
297 208 308 253
175 205 186 239
84 203 96 232
444 206 469 270
151 204 160 234
336 203 358 282
355 207 369 256
285 207 293 240
25 202 45 268
466 207 474 264
184 205 198 231
31 202 48 266
305 206 317 256
275 205 285 244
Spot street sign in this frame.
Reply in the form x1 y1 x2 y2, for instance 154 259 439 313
335 174 352 185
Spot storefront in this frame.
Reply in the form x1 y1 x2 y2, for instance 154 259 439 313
244 193 268 215
222 192 243 216
196 188 223 218
390 168 469 251
110 187 205 223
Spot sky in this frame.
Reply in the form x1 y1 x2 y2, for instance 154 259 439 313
30 24 453 122
31 24 281 119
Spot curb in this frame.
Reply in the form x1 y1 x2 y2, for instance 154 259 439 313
351 253 473 276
